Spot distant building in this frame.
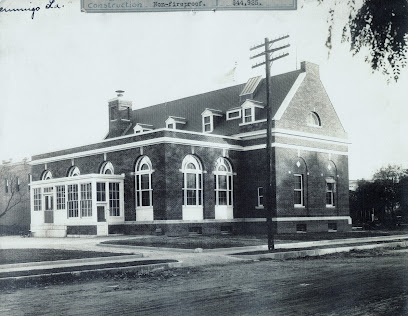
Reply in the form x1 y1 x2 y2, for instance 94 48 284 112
0 159 31 233
29 61 351 237
349 180 359 191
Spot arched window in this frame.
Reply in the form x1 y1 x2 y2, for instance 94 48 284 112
67 166 80 177
182 155 203 206
100 161 114 174
325 161 337 207
135 156 153 207
214 157 233 206
307 111 321 127
41 170 53 180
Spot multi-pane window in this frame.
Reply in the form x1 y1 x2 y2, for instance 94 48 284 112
135 156 153 207
182 155 203 206
135 156 153 208
226 109 241 120
33 188 42 211
97 182 106 202
214 158 233 206
257 187 264 207
294 174 304 206
109 182 120 216
68 184 79 217
81 183 92 217
243 107 253 123
56 185 66 210
326 178 336 206
203 116 212 132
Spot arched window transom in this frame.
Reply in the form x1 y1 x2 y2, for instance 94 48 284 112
42 170 53 180
100 161 114 175
67 166 80 177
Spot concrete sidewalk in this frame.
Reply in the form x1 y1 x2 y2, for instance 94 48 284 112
1 234 408 285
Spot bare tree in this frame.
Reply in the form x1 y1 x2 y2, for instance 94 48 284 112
0 166 29 220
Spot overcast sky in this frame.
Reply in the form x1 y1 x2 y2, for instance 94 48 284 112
0 0 406 180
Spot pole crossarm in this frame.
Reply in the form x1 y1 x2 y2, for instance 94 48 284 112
270 52 290 62
250 44 290 60
249 35 290 51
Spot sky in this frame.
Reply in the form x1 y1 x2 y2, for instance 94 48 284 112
0 0 407 180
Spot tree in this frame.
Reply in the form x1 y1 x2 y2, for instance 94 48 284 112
317 0 408 82
350 165 408 228
0 166 29 221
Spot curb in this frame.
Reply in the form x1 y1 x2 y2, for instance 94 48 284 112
0 260 181 288
235 240 408 260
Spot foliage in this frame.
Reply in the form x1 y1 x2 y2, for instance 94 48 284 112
350 165 408 228
318 0 408 82
0 166 29 220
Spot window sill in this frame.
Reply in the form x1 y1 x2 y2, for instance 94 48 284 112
326 205 336 208
239 119 267 126
255 206 264 210
294 205 305 208
307 123 322 128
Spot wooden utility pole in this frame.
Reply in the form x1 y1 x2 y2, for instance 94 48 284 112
250 36 290 251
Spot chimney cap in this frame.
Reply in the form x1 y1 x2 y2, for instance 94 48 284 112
115 90 125 97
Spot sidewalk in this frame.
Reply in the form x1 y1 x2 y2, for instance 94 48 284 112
1 234 408 285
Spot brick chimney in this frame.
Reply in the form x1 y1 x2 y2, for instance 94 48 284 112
301 61 319 77
108 90 133 138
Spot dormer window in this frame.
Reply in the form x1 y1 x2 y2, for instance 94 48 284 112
239 100 264 125
201 109 222 133
307 111 321 127
134 123 153 134
226 108 241 120
165 116 186 130
203 116 212 132
243 107 253 123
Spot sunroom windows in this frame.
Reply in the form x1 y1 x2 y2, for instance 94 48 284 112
30 174 125 227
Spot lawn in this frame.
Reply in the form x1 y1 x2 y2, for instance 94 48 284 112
0 249 124 265
102 230 407 249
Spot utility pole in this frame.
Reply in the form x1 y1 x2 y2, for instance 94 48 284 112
250 36 290 251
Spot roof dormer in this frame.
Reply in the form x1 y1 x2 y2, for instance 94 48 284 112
133 123 154 134
201 108 223 133
165 116 187 130
239 76 262 103
239 100 264 125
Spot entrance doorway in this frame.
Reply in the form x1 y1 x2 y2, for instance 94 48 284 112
97 205 106 222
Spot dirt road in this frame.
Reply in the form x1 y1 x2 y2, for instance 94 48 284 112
2 249 408 315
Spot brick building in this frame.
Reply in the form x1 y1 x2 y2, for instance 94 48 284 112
29 61 351 237
0 160 31 234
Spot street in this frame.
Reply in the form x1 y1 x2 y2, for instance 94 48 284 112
2 249 408 316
